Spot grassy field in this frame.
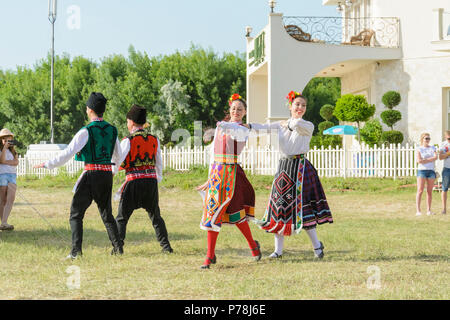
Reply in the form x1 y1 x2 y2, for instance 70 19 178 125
0 168 448 300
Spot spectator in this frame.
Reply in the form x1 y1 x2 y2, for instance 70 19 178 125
0 128 18 230
438 130 450 214
416 133 437 216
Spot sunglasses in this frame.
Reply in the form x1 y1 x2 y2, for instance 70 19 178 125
447 138 450 141
424 137 431 140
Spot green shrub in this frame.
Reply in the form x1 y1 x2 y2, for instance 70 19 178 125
380 110 402 130
334 94 376 124
310 134 342 149
319 104 335 121
382 91 401 109
318 121 335 133
360 119 383 147
334 94 375 142
381 130 404 145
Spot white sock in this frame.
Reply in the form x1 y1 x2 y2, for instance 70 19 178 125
305 228 321 253
274 233 284 255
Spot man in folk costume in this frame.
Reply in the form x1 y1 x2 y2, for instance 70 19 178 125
35 92 124 259
114 104 173 253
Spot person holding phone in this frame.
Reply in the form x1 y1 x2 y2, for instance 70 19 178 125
0 128 19 231
438 130 450 214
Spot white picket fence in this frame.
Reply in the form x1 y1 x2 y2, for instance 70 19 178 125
17 143 420 179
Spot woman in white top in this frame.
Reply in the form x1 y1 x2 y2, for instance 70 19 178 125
249 91 333 259
416 132 438 216
0 129 18 231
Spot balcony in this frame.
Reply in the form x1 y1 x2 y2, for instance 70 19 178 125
283 16 400 48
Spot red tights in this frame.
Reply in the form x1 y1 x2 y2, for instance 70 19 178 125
204 220 258 264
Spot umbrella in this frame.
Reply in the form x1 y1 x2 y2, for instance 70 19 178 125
323 125 357 135
322 125 357 179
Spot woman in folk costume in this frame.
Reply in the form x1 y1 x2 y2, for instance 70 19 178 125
196 94 261 269
250 91 333 259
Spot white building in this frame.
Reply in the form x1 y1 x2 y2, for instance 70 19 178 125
246 0 450 146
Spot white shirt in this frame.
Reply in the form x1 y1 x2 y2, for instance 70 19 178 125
417 145 437 171
216 121 251 143
113 132 163 183
0 149 17 174
439 141 450 169
44 126 122 171
250 118 314 157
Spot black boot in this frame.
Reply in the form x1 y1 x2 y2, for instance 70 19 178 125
111 246 124 256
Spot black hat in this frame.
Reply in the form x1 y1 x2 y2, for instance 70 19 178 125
126 104 147 125
87 92 107 115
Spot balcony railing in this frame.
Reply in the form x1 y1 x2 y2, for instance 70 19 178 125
283 16 400 48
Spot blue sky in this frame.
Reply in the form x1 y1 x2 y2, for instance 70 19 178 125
0 0 339 71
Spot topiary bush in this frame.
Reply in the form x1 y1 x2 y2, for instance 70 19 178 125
380 90 403 144
360 119 383 147
381 130 404 145
380 110 402 130
319 104 335 121
382 91 401 109
334 94 375 142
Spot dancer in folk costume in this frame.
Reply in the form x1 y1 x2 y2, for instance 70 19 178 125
114 104 173 253
249 91 333 259
35 92 124 259
196 94 261 269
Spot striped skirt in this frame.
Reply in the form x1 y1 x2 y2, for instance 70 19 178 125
200 163 255 232
259 155 333 236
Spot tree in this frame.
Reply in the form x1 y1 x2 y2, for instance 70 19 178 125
302 78 341 134
150 80 191 144
334 94 376 142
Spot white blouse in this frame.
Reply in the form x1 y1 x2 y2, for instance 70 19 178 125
0 149 17 174
250 118 314 157
417 146 437 171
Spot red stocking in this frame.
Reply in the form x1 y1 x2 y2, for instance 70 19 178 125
236 220 258 256
205 231 219 264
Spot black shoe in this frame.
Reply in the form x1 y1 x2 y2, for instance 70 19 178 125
111 246 124 256
314 241 324 259
66 251 82 260
251 240 262 261
162 247 174 254
200 255 216 269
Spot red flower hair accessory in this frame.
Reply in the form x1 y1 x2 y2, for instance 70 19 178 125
286 91 302 105
228 93 243 106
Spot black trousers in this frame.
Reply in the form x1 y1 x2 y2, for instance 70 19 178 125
70 170 123 255
116 178 171 251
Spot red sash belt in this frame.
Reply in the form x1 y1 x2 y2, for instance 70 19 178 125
125 165 157 181
84 164 112 171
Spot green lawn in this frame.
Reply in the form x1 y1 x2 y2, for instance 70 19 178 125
0 170 448 299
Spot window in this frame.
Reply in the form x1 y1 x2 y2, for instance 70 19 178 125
447 90 450 130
